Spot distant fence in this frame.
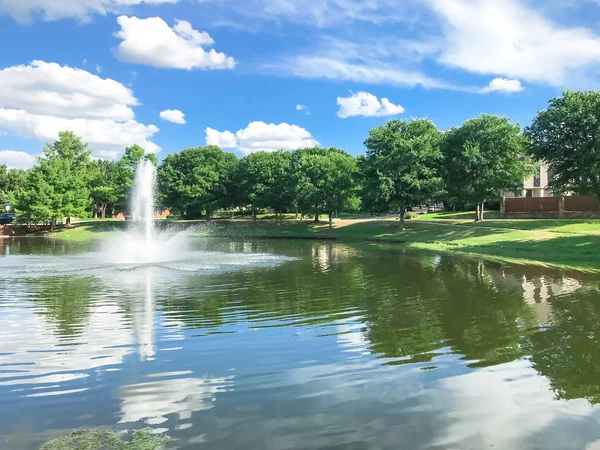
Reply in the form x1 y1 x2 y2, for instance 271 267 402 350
564 196 600 212
504 195 600 215
504 197 560 213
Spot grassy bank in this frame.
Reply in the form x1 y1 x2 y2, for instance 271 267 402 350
42 215 600 272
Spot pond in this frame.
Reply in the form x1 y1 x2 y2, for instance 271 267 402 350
1 237 600 449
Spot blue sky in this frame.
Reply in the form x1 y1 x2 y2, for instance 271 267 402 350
1 0 600 167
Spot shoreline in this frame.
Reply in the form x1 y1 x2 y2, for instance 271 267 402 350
16 216 600 274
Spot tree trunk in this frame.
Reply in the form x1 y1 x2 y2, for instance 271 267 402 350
231 208 235 219
480 202 485 221
314 212 319 223
252 207 257 226
94 209 98 219
475 203 481 222
66 217 71 226
328 211 333 230
111 205 116 217
101 205 107 220
295 206 299 220
399 209 406 230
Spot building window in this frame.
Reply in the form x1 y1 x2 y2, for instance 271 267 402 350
526 189 533 198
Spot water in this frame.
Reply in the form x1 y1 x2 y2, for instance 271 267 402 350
2 237 600 449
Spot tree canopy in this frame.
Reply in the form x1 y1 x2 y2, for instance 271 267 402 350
442 114 534 221
294 147 359 228
362 119 443 228
527 90 600 197
16 131 92 225
158 145 238 219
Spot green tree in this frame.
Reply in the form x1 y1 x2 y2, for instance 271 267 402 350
158 145 238 219
442 114 534 221
15 131 92 226
89 159 121 219
235 151 294 224
0 165 25 207
526 90 600 197
294 147 358 229
362 119 443 229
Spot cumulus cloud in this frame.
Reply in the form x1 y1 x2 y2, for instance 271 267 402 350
0 0 179 23
0 150 37 169
205 127 237 149
159 109 186 124
115 16 236 70
479 78 524 94
0 60 159 157
296 104 310 115
336 91 405 118
205 121 320 154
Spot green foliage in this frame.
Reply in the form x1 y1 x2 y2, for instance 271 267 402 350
362 119 443 226
40 428 167 450
527 90 600 196
293 147 359 225
234 150 294 217
90 159 122 218
158 145 238 218
442 114 534 218
15 131 92 223
0 164 25 205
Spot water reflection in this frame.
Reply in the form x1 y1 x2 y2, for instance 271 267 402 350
2 238 600 449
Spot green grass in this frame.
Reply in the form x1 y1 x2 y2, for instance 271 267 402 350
42 215 600 272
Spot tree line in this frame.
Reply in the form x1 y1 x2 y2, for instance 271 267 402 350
2 90 599 228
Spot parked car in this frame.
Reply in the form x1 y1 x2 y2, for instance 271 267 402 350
0 213 17 225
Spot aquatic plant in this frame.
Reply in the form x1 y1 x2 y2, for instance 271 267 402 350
40 428 167 450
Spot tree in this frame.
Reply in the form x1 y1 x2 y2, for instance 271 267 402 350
442 114 534 221
235 151 294 225
0 165 25 207
89 159 121 219
294 147 359 229
362 119 443 229
526 90 600 197
158 145 238 219
16 131 92 226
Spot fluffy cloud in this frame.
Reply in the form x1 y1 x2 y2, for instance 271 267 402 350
480 78 524 94
296 104 310 115
205 121 320 154
159 109 186 124
428 0 600 85
336 91 404 118
0 60 159 157
0 150 37 169
0 0 179 23
205 127 237 149
115 16 236 70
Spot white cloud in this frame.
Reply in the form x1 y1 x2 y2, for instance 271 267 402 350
296 104 310 115
205 127 237 149
205 121 320 154
115 16 236 70
159 109 186 124
428 0 600 86
336 91 405 118
0 60 159 157
0 150 37 169
0 0 179 23
479 78 524 94
95 64 102 74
